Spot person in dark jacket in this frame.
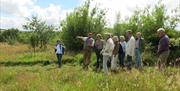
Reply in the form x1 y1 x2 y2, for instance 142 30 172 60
135 32 145 70
94 34 104 72
157 28 170 71
118 36 126 69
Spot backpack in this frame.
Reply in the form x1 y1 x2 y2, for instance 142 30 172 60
60 44 65 55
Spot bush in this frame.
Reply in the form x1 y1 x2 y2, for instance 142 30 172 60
142 52 157 66
142 43 158 66
17 31 32 44
0 28 19 44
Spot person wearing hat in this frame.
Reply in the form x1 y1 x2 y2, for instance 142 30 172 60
157 28 170 71
126 30 135 71
135 32 145 70
101 32 114 74
77 33 95 70
118 35 126 69
54 40 65 68
111 36 119 72
94 34 104 72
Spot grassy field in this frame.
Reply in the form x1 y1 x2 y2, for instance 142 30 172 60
0 43 180 91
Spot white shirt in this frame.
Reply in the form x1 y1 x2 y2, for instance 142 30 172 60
126 36 135 57
120 41 126 53
55 44 63 54
102 38 114 56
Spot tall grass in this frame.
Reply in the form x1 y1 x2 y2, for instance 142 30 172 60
0 65 180 91
0 43 180 91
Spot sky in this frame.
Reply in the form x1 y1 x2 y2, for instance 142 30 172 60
0 0 180 30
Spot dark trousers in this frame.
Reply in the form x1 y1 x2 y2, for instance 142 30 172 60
127 55 132 70
56 54 62 67
119 52 125 68
95 49 103 69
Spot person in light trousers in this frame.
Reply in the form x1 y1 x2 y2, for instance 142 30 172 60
111 36 119 72
101 33 114 74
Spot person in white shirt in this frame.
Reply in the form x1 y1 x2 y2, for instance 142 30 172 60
101 33 114 74
76 33 94 70
55 40 65 68
126 30 135 71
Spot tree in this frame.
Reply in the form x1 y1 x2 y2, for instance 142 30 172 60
61 0 106 51
112 0 180 65
23 16 54 53
113 1 179 45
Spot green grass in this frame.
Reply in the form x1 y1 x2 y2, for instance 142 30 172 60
0 43 180 91
0 65 180 91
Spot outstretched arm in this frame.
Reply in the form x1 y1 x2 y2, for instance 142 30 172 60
76 36 87 41
76 36 83 39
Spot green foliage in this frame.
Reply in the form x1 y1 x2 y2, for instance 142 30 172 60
30 33 39 49
23 16 55 49
113 1 179 43
168 38 180 66
0 28 19 44
61 0 106 51
17 31 32 44
112 1 180 64
0 31 3 42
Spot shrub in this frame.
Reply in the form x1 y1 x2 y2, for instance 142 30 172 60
142 52 157 66
142 43 158 66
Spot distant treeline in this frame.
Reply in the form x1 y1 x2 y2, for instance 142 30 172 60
0 28 60 45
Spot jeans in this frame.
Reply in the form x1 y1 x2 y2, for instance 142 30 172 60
95 49 103 69
103 55 111 73
56 54 62 67
135 48 141 69
127 55 132 70
119 52 125 68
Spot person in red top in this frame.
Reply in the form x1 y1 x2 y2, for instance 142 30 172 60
77 33 94 70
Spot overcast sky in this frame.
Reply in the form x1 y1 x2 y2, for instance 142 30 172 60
0 0 179 30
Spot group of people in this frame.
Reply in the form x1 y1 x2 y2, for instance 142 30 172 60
54 28 170 73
